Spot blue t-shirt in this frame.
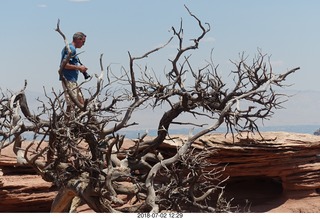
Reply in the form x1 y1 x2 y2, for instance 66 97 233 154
60 44 79 82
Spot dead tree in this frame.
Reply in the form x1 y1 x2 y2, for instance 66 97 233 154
0 6 299 212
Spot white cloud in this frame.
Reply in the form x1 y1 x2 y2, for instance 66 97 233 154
37 4 47 8
68 0 91 2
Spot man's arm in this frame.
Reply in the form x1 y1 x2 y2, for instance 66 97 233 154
64 62 88 73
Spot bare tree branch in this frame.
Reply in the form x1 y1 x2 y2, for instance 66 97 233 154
0 7 299 213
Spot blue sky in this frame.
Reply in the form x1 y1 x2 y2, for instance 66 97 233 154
1 0 319 92
1 0 320 129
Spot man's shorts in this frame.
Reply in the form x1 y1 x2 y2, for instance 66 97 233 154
62 81 84 107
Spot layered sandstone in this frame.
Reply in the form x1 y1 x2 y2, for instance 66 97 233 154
1 132 320 212
161 131 320 191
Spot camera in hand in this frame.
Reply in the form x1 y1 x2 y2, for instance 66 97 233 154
82 72 91 79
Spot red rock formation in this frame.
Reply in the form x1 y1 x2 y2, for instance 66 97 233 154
162 131 320 191
1 132 320 212
159 131 320 212
0 146 56 212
